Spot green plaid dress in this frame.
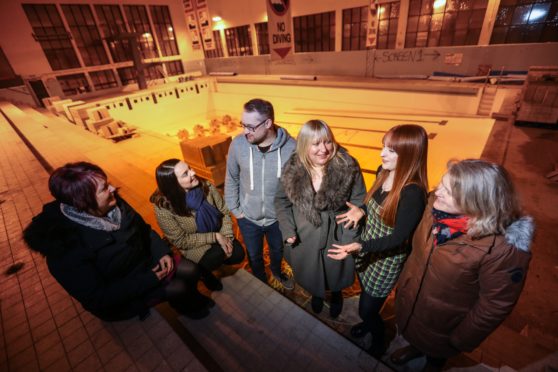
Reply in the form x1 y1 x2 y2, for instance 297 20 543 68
356 198 409 297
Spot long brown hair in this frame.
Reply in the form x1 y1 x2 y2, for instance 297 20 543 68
365 124 429 226
153 159 208 216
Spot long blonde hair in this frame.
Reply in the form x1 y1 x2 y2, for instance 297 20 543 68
446 159 521 238
365 124 429 227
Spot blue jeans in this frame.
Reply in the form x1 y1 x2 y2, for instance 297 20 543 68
237 218 284 282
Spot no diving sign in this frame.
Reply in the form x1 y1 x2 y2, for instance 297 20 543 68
266 0 293 61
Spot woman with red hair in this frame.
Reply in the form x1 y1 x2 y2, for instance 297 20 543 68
329 124 429 357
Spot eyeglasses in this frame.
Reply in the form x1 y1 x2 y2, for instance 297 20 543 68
240 118 268 132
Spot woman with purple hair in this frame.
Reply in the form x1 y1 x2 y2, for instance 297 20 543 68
24 162 212 321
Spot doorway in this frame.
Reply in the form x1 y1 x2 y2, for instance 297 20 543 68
28 79 49 107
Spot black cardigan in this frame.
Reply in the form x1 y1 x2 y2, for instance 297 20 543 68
24 196 170 321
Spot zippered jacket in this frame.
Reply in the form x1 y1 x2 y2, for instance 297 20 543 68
224 127 296 226
395 194 533 357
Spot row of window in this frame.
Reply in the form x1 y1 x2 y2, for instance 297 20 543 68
56 60 184 96
206 0 558 58
23 3 179 71
23 1 558 68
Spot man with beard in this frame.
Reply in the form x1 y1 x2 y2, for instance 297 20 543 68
224 98 296 289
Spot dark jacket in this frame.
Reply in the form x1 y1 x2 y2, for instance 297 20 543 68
395 195 533 357
275 149 366 297
24 197 170 321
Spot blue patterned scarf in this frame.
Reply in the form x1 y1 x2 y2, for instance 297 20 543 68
185 186 222 233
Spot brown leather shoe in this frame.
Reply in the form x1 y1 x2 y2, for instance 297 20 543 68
390 345 424 365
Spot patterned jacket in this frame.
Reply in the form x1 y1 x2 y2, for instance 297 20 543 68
150 182 233 263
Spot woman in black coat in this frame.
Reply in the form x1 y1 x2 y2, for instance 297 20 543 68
24 162 212 321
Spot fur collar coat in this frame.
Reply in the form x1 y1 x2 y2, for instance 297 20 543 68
281 149 362 227
275 149 366 297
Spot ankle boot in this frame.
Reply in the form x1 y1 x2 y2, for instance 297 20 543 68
201 271 223 291
350 322 369 338
311 296 324 314
329 291 343 318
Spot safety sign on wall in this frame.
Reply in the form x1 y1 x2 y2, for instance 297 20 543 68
266 0 294 62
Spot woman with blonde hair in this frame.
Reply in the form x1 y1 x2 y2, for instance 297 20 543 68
275 120 366 318
329 124 429 356
389 159 533 371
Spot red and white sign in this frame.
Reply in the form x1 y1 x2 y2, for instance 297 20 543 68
366 0 379 48
183 0 214 51
266 0 294 61
197 7 215 51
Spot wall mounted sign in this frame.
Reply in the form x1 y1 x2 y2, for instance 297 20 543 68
183 0 215 51
366 0 379 48
266 0 294 61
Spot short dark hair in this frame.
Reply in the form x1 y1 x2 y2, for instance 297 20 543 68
244 98 274 123
49 162 106 212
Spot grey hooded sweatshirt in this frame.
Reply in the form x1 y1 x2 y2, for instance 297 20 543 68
225 127 296 227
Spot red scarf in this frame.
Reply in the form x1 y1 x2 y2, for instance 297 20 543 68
432 208 469 246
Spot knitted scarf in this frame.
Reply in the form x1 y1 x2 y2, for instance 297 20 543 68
185 186 222 233
60 203 122 231
432 208 469 246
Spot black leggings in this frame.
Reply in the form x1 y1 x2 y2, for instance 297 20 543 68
359 289 387 346
197 239 245 272
163 258 202 300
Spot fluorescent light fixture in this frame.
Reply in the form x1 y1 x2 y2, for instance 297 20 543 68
280 75 317 81
212 16 222 22
209 72 237 76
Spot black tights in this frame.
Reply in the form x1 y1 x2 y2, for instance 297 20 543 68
197 239 245 272
164 258 201 300
359 290 387 347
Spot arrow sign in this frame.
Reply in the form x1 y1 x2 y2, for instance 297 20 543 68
423 50 440 60
273 47 291 59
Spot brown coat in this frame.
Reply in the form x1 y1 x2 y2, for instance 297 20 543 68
395 196 533 358
150 182 233 263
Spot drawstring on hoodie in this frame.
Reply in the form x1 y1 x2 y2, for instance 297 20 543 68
249 147 254 190
277 149 282 178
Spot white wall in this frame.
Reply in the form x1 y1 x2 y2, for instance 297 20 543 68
205 43 558 77
210 80 482 118
89 79 212 136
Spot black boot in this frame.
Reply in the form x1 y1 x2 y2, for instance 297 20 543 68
368 336 386 359
350 322 369 338
201 271 223 291
169 298 210 319
311 296 324 314
329 291 343 318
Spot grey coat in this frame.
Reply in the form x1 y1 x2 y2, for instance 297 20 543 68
224 127 296 227
275 149 366 297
